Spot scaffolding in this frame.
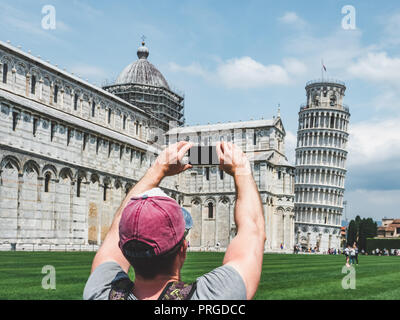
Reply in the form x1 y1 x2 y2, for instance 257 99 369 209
103 82 185 133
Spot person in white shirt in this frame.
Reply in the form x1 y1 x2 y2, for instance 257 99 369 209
344 245 350 267
349 246 356 265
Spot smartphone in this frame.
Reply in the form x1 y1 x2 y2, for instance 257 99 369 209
188 145 219 166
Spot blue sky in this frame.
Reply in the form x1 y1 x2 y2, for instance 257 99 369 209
1 0 400 221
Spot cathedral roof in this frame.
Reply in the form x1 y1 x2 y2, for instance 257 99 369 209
115 41 170 90
166 119 276 135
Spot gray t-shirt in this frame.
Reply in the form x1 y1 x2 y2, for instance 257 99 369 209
83 261 246 300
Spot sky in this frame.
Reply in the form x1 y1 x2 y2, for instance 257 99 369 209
1 0 400 222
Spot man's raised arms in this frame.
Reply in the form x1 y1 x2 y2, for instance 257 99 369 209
90 141 193 274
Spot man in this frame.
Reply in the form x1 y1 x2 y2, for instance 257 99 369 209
83 141 266 300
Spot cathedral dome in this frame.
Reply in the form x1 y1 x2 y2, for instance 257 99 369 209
115 41 170 90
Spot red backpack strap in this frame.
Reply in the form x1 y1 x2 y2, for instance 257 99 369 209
158 281 197 300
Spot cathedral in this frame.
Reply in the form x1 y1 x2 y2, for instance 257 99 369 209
0 40 295 253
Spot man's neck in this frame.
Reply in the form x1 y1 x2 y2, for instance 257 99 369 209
133 274 180 300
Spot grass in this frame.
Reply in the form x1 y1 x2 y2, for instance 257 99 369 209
0 252 399 300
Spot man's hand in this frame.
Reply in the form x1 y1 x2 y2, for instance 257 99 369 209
216 141 251 177
152 141 193 178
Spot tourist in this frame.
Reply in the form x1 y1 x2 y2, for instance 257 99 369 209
344 245 350 267
83 141 266 300
349 245 356 265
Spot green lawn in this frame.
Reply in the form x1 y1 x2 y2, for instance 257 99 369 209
0 252 399 300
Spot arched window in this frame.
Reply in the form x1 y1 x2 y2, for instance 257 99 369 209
74 93 79 110
108 109 112 124
77 177 82 197
12 112 18 131
205 167 210 181
2 63 8 83
44 173 51 193
33 118 38 136
91 101 96 117
208 202 214 219
103 183 108 201
31 75 36 94
54 85 58 103
330 95 336 106
50 122 56 142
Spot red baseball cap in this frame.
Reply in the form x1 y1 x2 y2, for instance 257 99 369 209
118 188 191 257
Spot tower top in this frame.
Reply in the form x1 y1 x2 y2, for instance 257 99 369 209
302 78 349 112
305 78 345 89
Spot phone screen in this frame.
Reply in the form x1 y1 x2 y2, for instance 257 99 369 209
188 146 219 166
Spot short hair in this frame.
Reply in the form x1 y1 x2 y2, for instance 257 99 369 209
121 238 184 280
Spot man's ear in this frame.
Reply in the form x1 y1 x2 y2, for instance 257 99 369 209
181 240 188 257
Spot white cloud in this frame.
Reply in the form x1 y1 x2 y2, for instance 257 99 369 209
278 12 307 28
381 11 400 46
216 56 290 88
169 56 307 89
347 52 400 86
347 117 400 167
284 28 367 77
282 58 307 76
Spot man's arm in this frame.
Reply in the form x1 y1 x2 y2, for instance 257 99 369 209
90 141 192 274
216 142 266 300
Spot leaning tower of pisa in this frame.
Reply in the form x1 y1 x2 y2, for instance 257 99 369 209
294 79 350 252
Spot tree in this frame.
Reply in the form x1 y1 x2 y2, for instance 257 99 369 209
347 216 377 251
359 218 377 251
347 220 357 246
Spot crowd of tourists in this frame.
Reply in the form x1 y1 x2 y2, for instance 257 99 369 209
372 248 400 256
